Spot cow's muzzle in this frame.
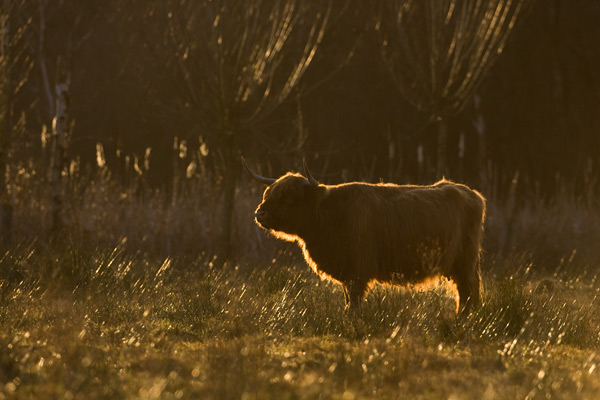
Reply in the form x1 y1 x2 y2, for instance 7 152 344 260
254 209 269 227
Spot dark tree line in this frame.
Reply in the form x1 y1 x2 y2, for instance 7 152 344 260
1 0 600 254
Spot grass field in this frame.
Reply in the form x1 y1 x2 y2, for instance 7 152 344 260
1 241 599 399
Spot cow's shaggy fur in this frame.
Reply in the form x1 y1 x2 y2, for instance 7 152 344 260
247 163 486 312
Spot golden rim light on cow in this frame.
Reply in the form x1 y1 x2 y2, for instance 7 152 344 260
242 156 486 313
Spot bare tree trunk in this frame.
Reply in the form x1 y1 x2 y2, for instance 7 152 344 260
215 132 240 266
417 143 424 183
0 0 12 242
49 56 70 234
37 0 54 117
386 126 402 181
436 117 448 179
458 131 465 181
473 94 486 188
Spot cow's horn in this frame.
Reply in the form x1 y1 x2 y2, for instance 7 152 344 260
241 156 276 185
303 158 319 186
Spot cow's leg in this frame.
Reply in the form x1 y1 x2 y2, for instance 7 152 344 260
454 268 481 313
342 280 367 311
452 245 483 314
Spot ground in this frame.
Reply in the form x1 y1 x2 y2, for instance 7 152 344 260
1 244 599 399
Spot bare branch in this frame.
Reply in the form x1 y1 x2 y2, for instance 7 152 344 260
379 0 531 117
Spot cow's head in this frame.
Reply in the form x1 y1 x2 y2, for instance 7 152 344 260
242 156 320 238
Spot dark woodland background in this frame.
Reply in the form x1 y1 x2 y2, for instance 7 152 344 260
1 0 600 265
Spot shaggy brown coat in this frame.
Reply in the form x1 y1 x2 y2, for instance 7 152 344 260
246 163 486 312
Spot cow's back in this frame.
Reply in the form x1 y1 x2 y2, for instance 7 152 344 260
311 180 484 285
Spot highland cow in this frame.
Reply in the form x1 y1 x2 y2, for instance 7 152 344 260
242 157 486 312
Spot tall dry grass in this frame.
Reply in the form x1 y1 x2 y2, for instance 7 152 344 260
5 150 600 279
1 240 599 399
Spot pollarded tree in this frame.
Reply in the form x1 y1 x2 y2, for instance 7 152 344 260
125 0 331 260
378 0 530 178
